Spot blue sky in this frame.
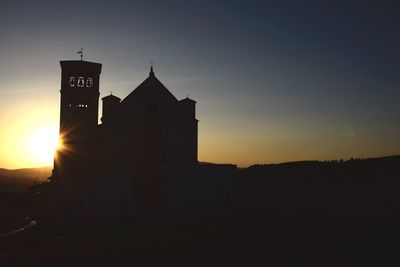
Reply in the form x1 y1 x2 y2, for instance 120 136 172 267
0 0 399 168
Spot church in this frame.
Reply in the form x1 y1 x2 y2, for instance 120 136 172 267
49 59 235 218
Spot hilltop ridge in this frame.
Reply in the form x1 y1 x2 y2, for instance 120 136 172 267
0 167 52 192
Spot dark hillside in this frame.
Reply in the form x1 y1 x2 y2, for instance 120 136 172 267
234 156 400 214
0 167 51 193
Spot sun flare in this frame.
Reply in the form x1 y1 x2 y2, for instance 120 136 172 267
27 126 59 166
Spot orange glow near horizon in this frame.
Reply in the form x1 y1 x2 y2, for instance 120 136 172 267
26 126 59 166
0 102 398 170
0 103 60 169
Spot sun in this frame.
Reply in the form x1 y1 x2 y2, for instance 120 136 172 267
27 125 60 166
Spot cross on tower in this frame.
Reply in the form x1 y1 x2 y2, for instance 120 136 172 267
77 48 83 61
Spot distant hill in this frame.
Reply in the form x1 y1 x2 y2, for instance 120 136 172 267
235 155 400 213
243 155 400 184
0 167 52 193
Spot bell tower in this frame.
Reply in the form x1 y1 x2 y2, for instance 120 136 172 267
54 60 102 174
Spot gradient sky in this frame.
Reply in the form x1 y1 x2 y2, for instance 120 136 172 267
1 0 399 168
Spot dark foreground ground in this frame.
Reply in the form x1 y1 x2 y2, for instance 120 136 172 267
1 212 400 266
1 156 400 265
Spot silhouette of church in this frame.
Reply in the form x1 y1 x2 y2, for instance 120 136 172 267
50 59 235 217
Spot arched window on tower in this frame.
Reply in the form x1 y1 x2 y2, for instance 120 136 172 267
69 77 75 87
77 77 84 87
86 77 93 87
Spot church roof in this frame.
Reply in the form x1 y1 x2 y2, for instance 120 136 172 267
120 67 178 104
111 67 182 119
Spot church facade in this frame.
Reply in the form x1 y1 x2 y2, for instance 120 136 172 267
50 60 235 218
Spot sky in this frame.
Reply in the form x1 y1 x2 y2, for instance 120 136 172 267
0 0 399 168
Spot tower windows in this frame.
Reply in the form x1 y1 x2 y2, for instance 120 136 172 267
77 104 89 108
77 77 84 87
69 77 75 87
68 77 93 88
86 78 93 87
